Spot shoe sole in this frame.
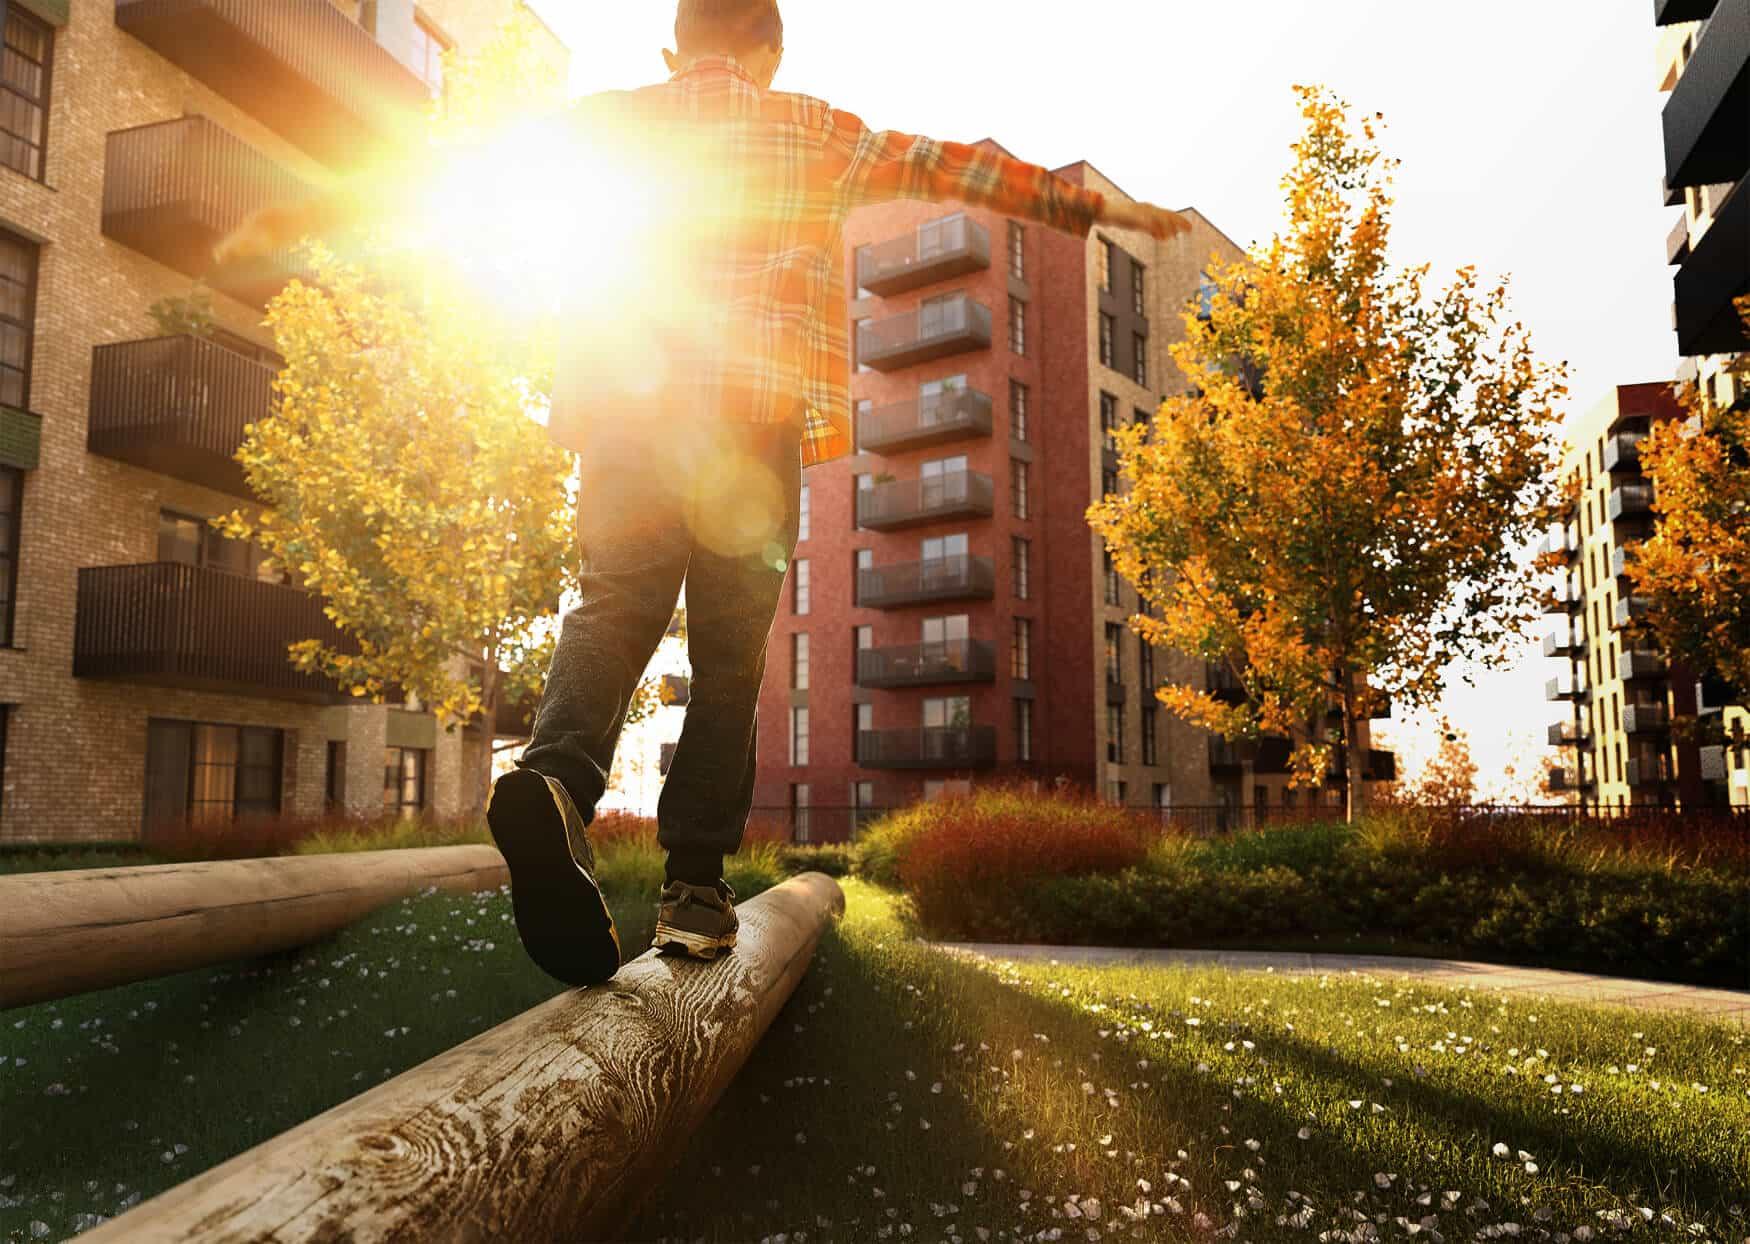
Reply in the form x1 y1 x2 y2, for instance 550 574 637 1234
486 769 621 987
651 922 738 960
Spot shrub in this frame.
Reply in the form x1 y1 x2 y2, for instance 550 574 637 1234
778 843 856 877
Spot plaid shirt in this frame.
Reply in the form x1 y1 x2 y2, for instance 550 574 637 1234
550 55 1107 469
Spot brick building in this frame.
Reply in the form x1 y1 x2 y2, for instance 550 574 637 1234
753 156 1395 841
0 0 567 843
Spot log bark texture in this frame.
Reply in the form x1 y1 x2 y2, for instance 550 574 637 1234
75 869 846 1243
0 845 509 1010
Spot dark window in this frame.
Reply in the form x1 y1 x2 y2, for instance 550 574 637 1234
0 702 9 818
1012 536 1030 599
1012 616 1032 679
384 746 427 817
1099 392 1119 451
1011 458 1028 519
0 6 51 182
1099 313 1114 367
0 228 39 409
0 464 17 646
1132 261 1145 316
1102 466 1119 499
1014 697 1032 762
1142 705 1158 766
1009 379 1029 442
325 740 346 810
157 509 286 581
1104 550 1120 605
145 719 284 829
1133 334 1147 386
1107 703 1124 762
1008 221 1025 280
1105 622 1123 682
1009 297 1026 354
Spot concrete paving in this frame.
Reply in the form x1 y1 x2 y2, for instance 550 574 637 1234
929 942 1750 1026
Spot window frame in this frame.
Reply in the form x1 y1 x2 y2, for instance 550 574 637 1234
0 465 18 647
383 745 427 818
792 557 811 614
1009 379 1029 442
1014 697 1033 762
1098 236 1113 291
1133 333 1147 386
1008 296 1026 355
1008 221 1025 280
1011 616 1032 680
145 718 285 829
410 12 450 97
792 631 810 690
1132 260 1145 316
1098 312 1114 368
0 5 52 184
797 483 810 543
1011 535 1030 599
789 705 810 766
1010 457 1028 519
0 226 40 410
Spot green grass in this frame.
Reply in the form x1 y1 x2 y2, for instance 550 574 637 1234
3 867 1745 1243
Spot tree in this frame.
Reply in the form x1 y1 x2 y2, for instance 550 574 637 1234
218 8 677 808
1087 86 1567 822
1630 295 1750 700
1382 716 1478 807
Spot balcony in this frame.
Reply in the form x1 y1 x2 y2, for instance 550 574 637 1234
1666 213 1691 266
1674 178 1750 357
856 639 996 689
857 387 994 455
1543 627 1585 659
857 215 992 297
1205 661 1246 704
857 294 992 372
858 725 997 770
858 554 995 609
1699 744 1728 781
857 470 994 531
1548 719 1591 747
1614 595 1652 629
87 335 276 497
1546 675 1585 702
114 0 428 165
1366 749 1397 782
1620 650 1669 681
1607 483 1654 522
1661 0 1749 191
1253 735 1292 775
1603 432 1646 474
1611 544 1638 581
1623 703 1670 734
1656 0 1719 23
73 562 358 703
1625 758 1672 788
1208 736 1249 773
103 117 318 307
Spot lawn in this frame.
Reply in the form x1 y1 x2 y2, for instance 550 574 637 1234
4 862 1744 1243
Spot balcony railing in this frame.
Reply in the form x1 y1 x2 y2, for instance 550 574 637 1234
1208 736 1249 772
857 294 993 372
1603 432 1646 474
1619 650 1668 681
857 554 995 609
1543 627 1585 659
856 639 996 689
1611 544 1638 581
858 726 997 770
1674 176 1750 356
1622 703 1670 735
1661 0 1749 192
88 334 276 497
857 215 992 297
857 387 994 454
1548 719 1591 747
103 117 318 307
1205 661 1245 704
73 561 359 703
1666 213 1691 266
1625 758 1672 788
1613 595 1652 630
1699 745 1728 782
114 0 428 164
1545 675 1585 702
857 470 994 531
1607 483 1655 522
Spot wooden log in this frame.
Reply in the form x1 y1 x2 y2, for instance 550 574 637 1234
0 845 509 1010
76 870 846 1244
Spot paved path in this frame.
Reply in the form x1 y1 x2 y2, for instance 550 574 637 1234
930 943 1750 1026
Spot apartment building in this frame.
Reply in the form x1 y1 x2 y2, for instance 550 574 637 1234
751 155 1395 841
0 0 567 843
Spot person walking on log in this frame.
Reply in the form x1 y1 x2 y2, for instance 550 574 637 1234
214 0 1189 987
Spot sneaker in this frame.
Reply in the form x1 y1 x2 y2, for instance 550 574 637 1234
651 878 739 960
485 768 621 986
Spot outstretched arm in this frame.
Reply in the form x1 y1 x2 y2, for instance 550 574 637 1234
824 111 1189 242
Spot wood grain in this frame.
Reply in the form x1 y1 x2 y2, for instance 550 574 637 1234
0 846 509 1010
75 869 846 1243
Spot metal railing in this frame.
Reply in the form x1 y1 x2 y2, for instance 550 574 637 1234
857 639 996 688
1607 482 1654 521
74 561 359 702
1619 650 1668 681
745 806 897 845
857 726 998 770
857 387 994 453
857 215 991 295
857 294 993 370
858 554 995 609
857 469 995 530
88 334 276 496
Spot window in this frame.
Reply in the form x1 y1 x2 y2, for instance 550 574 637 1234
1009 297 1026 355
1133 334 1148 386
790 705 810 765
1105 623 1123 684
791 783 811 843
0 702 8 818
0 466 17 647
1014 697 1033 762
854 398 872 453
1098 236 1113 291
1099 392 1119 451
0 7 51 182
1012 617 1032 679
793 558 810 614
850 778 877 834
1254 784 1269 810
1139 635 1154 689
410 14 449 96
853 703 873 763
798 484 810 543
854 624 873 681
0 228 39 409
1012 536 1030 599
1103 550 1120 605
325 740 346 811
1134 406 1150 429
1011 458 1029 519
1107 703 1124 763
924 695 972 730
853 318 870 372
1102 466 1119 498
853 548 872 604
1009 379 1029 442
1008 221 1025 280
1132 261 1146 316
384 746 426 818
1099 313 1115 367
1153 782 1171 810
1196 273 1216 320
156 510 284 581
792 632 810 690
145 720 283 828
1142 705 1158 766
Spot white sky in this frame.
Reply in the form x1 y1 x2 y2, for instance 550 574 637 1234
528 1 1683 800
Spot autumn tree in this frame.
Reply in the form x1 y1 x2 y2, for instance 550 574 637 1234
219 8 677 807
1629 295 1750 700
1088 86 1567 822
1382 716 1478 807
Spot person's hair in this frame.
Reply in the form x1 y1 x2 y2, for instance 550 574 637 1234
674 0 782 58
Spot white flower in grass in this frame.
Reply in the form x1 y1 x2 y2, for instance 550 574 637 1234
1245 1139 1261 1152
1348 1101 1363 1110
1297 1128 1313 1141
1492 1143 1510 1158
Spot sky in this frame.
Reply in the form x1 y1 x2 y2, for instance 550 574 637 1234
526 1 1685 800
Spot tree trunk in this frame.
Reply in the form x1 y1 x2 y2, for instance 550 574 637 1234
1340 662 1365 824
477 660 501 814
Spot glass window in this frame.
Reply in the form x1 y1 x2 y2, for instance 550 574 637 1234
853 703 873 763
1132 261 1145 316
1008 221 1025 280
790 706 809 765
798 484 810 543
854 398 871 452
0 228 39 408
0 465 17 647
923 695 972 729
1107 703 1124 763
410 15 448 96
1012 617 1032 679
0 8 51 182
1099 392 1119 450
1134 334 1148 386
1105 623 1123 683
384 746 426 818
793 558 810 614
1104 550 1120 605
1142 705 1158 766
325 740 346 810
853 548 872 604
792 632 810 690
1098 236 1113 291
1009 297 1026 355
1009 379 1029 441
1011 458 1028 519
146 719 283 829
791 782 811 843
1012 536 1029 599
0 703 8 819
1014 697 1032 762
1099 313 1114 367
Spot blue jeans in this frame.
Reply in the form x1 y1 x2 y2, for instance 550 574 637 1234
515 410 803 872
